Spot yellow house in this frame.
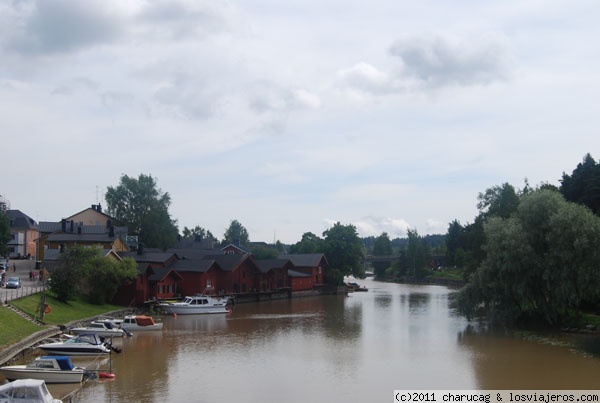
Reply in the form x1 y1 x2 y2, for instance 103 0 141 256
37 204 129 261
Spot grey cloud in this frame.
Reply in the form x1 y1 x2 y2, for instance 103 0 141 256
389 34 513 87
135 1 233 41
4 0 122 55
151 73 216 120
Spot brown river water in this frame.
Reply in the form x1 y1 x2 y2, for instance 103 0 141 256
12 278 600 402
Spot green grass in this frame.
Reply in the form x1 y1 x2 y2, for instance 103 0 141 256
10 293 125 326
428 267 464 281
0 308 44 350
1 292 126 349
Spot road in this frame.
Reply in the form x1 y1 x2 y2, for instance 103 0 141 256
1 258 48 304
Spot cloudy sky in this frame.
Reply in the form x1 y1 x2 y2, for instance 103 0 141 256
2 0 599 244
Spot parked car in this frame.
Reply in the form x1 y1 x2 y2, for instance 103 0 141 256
6 276 22 289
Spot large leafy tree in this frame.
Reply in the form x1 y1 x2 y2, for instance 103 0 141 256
105 174 179 250
0 214 10 257
50 245 138 304
289 232 324 254
458 189 600 325
322 222 365 283
560 153 600 215
223 219 250 247
371 232 393 279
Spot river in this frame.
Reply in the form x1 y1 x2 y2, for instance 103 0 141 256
43 278 600 402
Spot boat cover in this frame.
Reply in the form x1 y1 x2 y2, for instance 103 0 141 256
135 315 156 326
41 356 75 370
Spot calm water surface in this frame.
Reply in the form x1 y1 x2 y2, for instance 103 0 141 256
50 279 600 402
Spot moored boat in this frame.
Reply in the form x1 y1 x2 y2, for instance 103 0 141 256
0 379 63 403
120 315 163 331
0 356 86 384
158 294 231 315
37 333 118 356
69 321 126 338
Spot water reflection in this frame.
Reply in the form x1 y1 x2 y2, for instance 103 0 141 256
458 325 600 389
55 279 600 402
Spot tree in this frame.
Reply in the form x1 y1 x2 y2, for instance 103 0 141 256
50 245 138 304
83 254 138 304
182 225 216 242
405 229 430 277
289 232 324 254
223 219 250 247
322 222 365 283
0 214 10 257
105 174 179 250
477 182 520 220
371 232 392 279
560 153 600 215
457 189 600 325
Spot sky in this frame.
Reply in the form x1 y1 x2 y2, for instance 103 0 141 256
2 0 599 244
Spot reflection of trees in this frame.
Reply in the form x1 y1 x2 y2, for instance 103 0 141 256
457 325 600 389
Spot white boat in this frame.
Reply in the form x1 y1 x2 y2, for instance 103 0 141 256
0 356 85 384
0 379 63 403
158 294 231 315
120 315 163 331
69 321 126 338
37 333 118 356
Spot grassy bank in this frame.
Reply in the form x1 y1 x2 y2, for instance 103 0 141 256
0 293 125 350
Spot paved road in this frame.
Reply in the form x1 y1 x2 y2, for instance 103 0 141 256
1 258 48 304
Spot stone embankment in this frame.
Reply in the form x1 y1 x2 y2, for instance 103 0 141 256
0 308 130 366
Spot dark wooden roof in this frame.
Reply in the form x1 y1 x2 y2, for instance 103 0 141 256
278 253 327 268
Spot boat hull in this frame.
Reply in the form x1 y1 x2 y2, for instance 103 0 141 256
37 346 110 356
121 323 164 331
69 328 124 338
0 368 84 384
159 305 230 315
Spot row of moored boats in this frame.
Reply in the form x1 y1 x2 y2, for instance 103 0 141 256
0 294 233 401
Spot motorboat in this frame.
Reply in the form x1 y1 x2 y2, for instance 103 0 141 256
0 379 63 403
0 356 86 384
69 321 126 338
120 315 163 331
158 294 231 315
346 282 368 292
37 333 119 356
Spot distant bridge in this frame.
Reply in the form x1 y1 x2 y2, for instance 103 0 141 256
362 255 401 263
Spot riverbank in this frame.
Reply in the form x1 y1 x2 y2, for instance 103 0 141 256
0 292 128 366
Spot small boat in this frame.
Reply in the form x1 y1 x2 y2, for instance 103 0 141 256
0 379 63 403
120 315 163 331
346 282 368 292
69 321 126 338
37 333 119 356
158 294 231 315
0 356 86 384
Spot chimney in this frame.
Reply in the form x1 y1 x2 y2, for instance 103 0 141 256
97 203 102 213
91 204 96 211
61 219 66 232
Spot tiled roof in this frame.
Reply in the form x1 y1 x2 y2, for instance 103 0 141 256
46 233 119 243
171 259 216 273
278 253 327 267
119 251 176 264
255 259 291 273
6 210 37 229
